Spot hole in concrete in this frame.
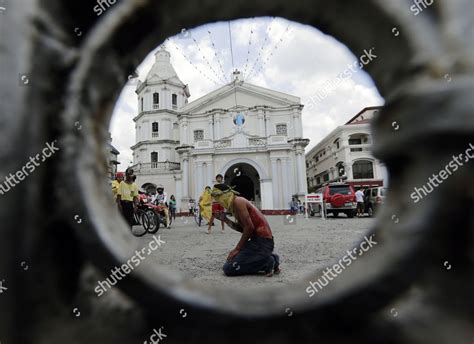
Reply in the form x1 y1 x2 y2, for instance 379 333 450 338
63 1 419 322
103 17 387 299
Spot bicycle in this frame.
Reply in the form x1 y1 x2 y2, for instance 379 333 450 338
193 207 203 227
145 202 171 233
132 208 151 237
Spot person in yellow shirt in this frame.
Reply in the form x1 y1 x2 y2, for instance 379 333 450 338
112 172 124 200
199 186 212 232
116 169 139 228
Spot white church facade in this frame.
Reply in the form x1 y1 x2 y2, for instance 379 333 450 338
130 48 309 212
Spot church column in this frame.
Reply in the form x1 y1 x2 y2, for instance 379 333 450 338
271 158 280 210
195 161 204 198
260 179 274 210
287 158 295 197
182 120 188 145
293 108 302 138
296 151 307 195
208 116 214 141
346 162 353 180
175 175 182 211
281 158 289 209
194 161 199 199
215 113 221 140
163 119 170 140
207 159 214 186
163 87 170 110
265 112 271 137
258 109 265 137
182 157 189 198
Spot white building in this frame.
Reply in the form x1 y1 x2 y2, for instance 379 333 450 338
107 133 120 180
130 48 309 211
305 106 387 191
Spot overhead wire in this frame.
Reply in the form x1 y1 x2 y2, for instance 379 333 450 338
241 21 256 79
248 24 293 80
244 17 276 81
166 38 223 86
207 29 229 84
191 35 227 84
228 21 239 108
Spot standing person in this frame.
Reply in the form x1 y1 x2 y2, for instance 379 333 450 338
199 186 212 230
169 195 177 222
112 172 124 200
208 174 226 234
116 169 139 228
290 197 298 214
211 184 280 277
188 199 195 216
355 188 365 218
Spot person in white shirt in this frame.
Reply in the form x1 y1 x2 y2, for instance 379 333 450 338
154 185 170 228
355 188 365 218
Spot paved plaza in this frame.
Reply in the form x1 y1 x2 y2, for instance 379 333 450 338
132 214 376 290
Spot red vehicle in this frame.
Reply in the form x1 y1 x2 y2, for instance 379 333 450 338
315 183 357 218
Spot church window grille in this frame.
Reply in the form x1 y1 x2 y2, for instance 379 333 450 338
194 130 204 142
276 124 287 136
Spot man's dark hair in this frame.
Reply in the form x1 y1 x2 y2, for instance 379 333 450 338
216 174 223 179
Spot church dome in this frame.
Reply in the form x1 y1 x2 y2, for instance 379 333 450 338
144 47 183 84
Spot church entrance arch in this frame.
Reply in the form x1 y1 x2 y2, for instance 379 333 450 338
224 163 260 208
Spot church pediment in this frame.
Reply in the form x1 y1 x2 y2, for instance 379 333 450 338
183 82 300 114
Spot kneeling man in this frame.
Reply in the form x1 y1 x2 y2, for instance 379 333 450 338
211 184 280 277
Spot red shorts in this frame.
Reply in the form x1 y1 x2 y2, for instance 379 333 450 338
212 202 224 214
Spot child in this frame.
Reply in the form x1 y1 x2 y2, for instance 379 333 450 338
208 174 226 234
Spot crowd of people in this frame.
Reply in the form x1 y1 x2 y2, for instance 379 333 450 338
289 197 306 214
112 168 176 229
111 170 281 278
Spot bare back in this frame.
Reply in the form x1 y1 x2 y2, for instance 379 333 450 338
234 196 273 239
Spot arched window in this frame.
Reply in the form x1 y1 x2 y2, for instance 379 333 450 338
153 92 159 109
336 161 345 176
151 152 158 168
352 160 374 179
152 122 159 138
172 94 178 109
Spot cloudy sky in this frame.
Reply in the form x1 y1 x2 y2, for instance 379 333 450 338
110 17 384 167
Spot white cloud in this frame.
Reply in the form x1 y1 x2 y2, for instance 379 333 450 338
109 17 384 166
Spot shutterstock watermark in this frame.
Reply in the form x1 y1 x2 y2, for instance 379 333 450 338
93 0 118 16
0 140 60 195
306 235 378 297
144 327 167 344
305 47 378 111
95 235 166 297
411 143 473 203
410 0 435 16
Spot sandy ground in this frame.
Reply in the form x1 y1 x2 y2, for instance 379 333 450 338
131 214 376 291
